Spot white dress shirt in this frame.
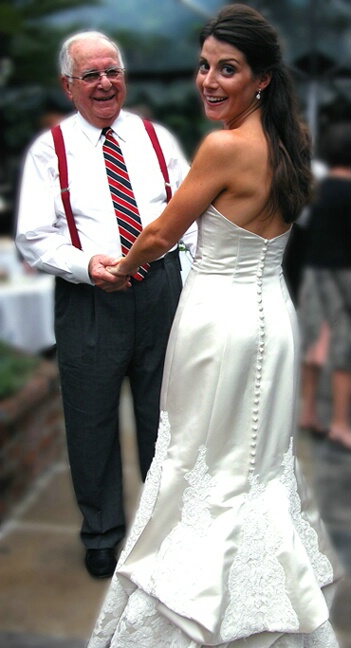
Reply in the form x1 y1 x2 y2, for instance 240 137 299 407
16 110 197 284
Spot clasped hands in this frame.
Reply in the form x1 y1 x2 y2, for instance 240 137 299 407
88 254 137 292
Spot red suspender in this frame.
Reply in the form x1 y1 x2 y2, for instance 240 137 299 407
142 119 173 203
51 118 172 249
51 124 82 249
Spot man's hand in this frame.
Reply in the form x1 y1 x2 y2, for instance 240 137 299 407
88 255 131 292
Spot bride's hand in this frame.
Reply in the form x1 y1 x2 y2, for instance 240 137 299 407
107 258 139 277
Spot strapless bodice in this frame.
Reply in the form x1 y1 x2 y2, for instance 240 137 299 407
192 204 291 281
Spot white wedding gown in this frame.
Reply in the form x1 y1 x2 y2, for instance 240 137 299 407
87 206 342 648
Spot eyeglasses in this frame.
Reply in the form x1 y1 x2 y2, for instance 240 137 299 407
67 66 125 84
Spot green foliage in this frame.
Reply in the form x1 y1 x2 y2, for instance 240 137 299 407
0 0 103 77
0 3 24 35
0 341 40 400
0 0 102 26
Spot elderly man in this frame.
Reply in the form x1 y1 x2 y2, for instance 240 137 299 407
16 31 196 578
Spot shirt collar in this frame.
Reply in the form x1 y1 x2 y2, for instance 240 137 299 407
76 110 129 146
106 110 129 143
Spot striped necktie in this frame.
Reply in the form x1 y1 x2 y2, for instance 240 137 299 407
102 127 149 280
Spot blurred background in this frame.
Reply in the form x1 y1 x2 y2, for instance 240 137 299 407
0 1 350 647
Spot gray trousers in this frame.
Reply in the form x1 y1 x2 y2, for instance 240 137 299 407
55 250 182 548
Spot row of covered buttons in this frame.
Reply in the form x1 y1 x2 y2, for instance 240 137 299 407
249 240 269 477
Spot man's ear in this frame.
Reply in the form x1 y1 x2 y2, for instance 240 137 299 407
60 75 73 102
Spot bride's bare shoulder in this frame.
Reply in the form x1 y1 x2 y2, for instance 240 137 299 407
201 128 245 150
195 129 246 167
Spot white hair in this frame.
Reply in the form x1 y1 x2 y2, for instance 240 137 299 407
58 31 125 77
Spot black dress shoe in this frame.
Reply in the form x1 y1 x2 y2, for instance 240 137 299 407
85 548 117 578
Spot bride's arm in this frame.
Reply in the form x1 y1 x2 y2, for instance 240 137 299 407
113 131 234 277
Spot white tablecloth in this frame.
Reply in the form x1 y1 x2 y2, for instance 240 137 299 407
0 237 55 354
0 274 55 354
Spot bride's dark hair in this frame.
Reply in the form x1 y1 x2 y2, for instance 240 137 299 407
200 4 313 223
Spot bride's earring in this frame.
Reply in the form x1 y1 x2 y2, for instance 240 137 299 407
256 89 261 100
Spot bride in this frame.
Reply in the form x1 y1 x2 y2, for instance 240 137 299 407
87 4 342 647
